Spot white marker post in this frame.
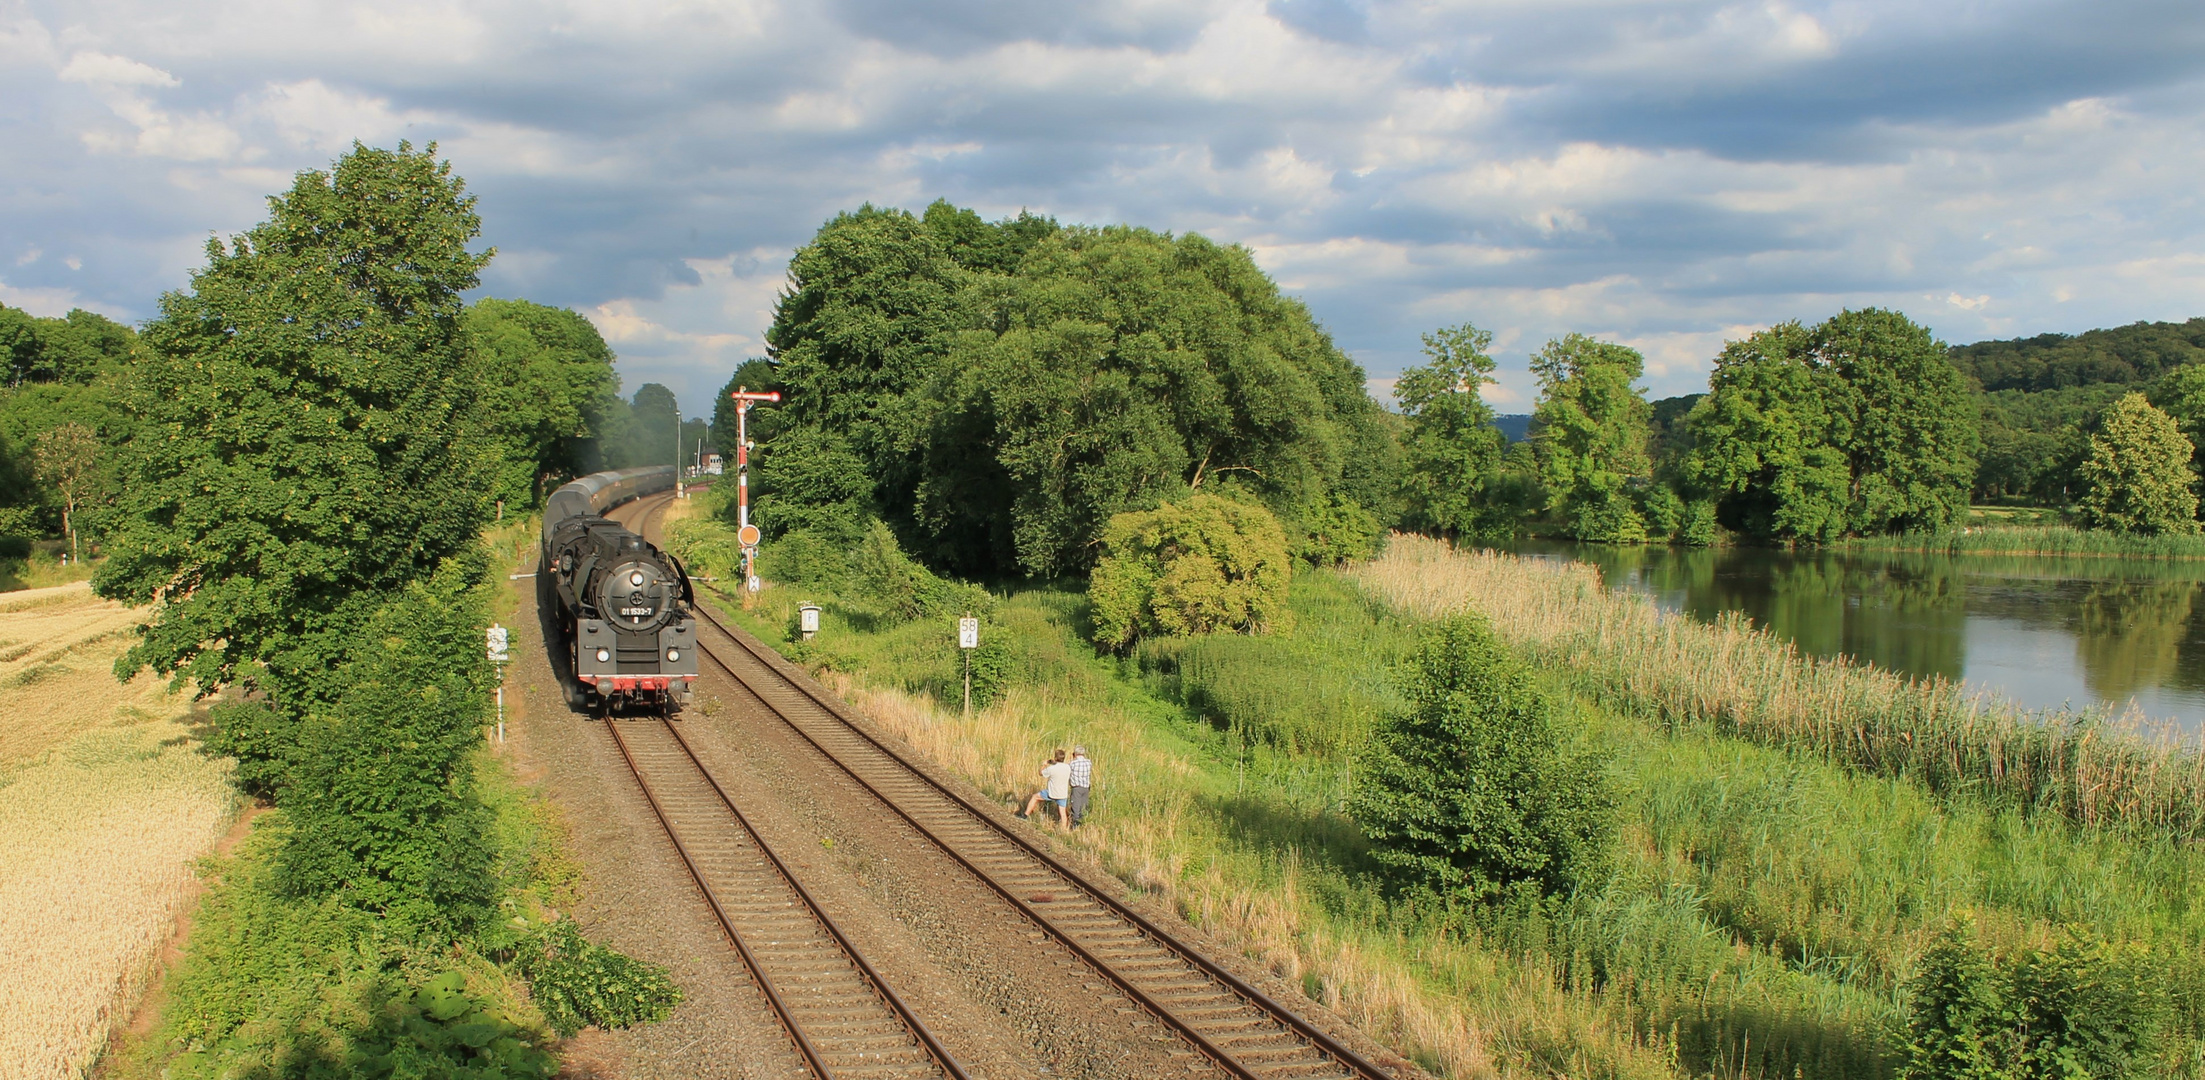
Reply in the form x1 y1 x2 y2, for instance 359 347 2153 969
958 616 979 716
486 624 512 744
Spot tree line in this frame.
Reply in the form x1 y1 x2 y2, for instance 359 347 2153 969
0 285 700 568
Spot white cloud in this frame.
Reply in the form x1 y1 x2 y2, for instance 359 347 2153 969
1 0 2202 413
57 51 178 88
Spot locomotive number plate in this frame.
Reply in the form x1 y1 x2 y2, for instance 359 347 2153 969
619 606 654 617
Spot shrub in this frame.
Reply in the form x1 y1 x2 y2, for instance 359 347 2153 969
1291 494 1384 567
1898 918 2165 1080
516 921 682 1038
275 557 498 932
1350 613 1615 903
333 971 558 1080
851 520 990 623
1088 494 1293 650
204 698 299 799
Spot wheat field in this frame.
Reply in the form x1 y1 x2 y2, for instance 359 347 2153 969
0 583 237 1080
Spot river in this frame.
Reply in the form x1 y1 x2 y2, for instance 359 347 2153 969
1509 541 2205 734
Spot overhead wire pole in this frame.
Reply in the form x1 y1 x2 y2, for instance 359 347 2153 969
729 386 781 608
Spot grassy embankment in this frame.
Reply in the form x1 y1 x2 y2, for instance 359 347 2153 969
101 516 603 1078
1837 523 2205 560
0 583 238 1077
668 506 2205 1080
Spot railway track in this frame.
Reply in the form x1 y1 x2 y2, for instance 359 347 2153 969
603 709 969 1080
678 594 1400 1080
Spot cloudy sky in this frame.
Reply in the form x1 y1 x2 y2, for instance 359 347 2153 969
4 0 2204 413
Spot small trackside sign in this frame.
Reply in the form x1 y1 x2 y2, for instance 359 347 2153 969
958 617 979 650
486 624 510 663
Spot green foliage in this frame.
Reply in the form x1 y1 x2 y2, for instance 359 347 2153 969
2075 392 2198 535
1088 494 1293 651
1975 386 2116 504
312 971 557 1080
95 141 493 707
1530 333 1654 543
852 518 991 623
754 426 872 542
1350 614 1615 902
1288 492 1384 567
760 201 1392 579
514 921 682 1038
1898 919 2165 1080
1395 323 1516 542
205 698 299 798
1952 317 2205 393
1686 310 1979 541
0 302 135 387
464 299 620 508
275 556 498 930
1136 573 1415 754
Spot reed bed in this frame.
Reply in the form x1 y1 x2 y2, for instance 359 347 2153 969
1836 524 2205 560
1349 534 2205 838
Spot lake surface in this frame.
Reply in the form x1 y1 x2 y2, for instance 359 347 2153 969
1508 541 2205 733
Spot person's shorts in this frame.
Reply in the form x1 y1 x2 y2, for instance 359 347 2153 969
1031 792 1066 808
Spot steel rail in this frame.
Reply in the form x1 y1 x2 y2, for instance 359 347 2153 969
686 606 1398 1080
601 717 836 1080
656 718 973 1080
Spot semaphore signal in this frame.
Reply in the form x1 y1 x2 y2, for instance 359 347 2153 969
730 385 781 605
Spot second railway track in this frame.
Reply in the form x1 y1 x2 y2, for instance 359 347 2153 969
681 594 1399 1080
604 712 969 1080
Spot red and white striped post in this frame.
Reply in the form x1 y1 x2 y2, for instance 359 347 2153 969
729 386 781 605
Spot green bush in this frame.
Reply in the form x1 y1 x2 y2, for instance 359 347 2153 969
1088 493 1293 650
275 556 499 932
1898 919 2166 1080
204 698 299 799
1350 613 1615 903
516 921 682 1037
326 972 557 1080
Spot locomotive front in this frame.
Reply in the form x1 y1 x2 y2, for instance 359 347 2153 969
549 517 699 713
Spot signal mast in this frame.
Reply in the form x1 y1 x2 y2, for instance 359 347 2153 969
729 385 781 606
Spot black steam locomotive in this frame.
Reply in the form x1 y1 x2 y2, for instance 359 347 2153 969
541 467 699 714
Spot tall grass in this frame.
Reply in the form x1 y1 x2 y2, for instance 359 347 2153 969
1350 535 2205 839
1837 524 2205 560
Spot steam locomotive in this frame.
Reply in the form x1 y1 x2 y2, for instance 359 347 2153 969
541 467 699 714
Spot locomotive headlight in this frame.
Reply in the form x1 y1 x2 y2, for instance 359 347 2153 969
667 648 680 662
630 571 645 586
595 648 610 663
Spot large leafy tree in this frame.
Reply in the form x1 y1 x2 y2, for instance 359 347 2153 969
94 142 494 708
1529 333 1653 543
760 202 1393 578
2076 392 2198 535
1395 323 1513 541
465 298 619 508
1685 310 1977 541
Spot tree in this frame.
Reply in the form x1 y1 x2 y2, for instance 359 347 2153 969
94 141 494 709
1685 310 1978 541
465 298 620 508
1087 494 1293 651
763 204 1393 579
31 422 98 562
2076 392 2198 534
1350 614 1614 903
1395 323 1513 541
1529 333 1653 543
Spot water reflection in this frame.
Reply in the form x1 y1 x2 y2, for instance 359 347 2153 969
1508 541 2205 733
